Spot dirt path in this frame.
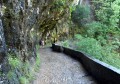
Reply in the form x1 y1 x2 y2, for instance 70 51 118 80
33 48 97 84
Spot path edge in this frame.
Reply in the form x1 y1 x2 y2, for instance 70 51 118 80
52 43 120 84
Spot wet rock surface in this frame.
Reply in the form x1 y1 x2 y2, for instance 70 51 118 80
34 48 97 84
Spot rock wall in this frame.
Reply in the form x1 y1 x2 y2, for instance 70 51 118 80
0 0 75 61
0 18 6 62
0 0 74 84
0 1 6 61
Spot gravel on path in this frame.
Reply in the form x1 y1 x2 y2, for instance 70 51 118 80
33 48 97 84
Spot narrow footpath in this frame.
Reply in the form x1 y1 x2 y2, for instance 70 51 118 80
34 48 97 84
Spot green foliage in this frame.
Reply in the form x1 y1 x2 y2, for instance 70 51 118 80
19 76 29 84
71 5 90 26
34 52 40 72
7 71 16 80
75 34 83 40
75 35 103 59
70 5 76 13
62 40 69 47
101 44 120 68
8 56 22 69
93 0 120 28
84 21 120 45
62 33 120 68
97 35 107 46
7 50 40 83
38 0 73 41
52 0 66 12
85 21 108 38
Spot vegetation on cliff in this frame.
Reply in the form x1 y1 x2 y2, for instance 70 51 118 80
0 0 120 83
0 0 73 83
62 0 120 69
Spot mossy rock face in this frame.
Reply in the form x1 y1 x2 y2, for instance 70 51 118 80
0 19 6 64
0 52 5 63
7 71 20 84
0 0 73 83
0 40 2 46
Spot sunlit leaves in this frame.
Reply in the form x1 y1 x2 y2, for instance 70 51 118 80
93 0 120 28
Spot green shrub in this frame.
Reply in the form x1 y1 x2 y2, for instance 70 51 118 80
74 34 83 40
34 53 40 72
19 76 29 84
76 37 103 59
61 33 120 68
7 71 16 80
71 5 90 27
97 35 107 46
8 56 22 69
34 45 40 71
7 49 40 83
101 45 120 68
85 21 108 38
62 40 69 47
